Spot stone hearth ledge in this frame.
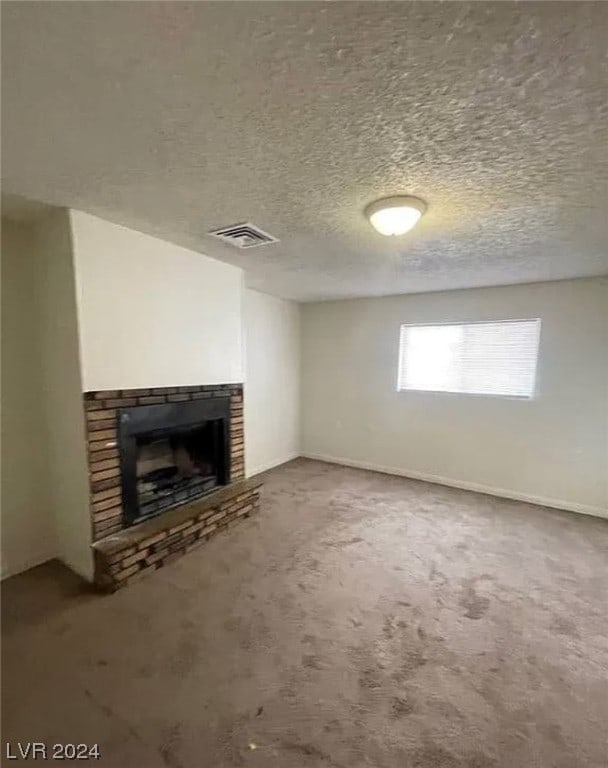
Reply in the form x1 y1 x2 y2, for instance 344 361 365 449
93 477 262 591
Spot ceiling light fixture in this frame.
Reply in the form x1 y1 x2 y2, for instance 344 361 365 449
365 195 427 236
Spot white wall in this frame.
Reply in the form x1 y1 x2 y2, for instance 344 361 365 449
301 279 608 517
69 210 244 392
244 290 300 476
32 211 93 579
1 220 56 577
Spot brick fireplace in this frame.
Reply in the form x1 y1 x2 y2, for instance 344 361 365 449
84 384 261 590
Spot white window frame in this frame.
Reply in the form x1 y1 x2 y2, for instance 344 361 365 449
396 318 542 400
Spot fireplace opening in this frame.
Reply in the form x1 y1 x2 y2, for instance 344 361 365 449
136 423 220 518
118 398 231 526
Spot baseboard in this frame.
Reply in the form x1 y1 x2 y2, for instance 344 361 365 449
301 452 607 520
247 452 300 478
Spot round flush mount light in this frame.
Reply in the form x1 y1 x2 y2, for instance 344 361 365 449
365 195 427 236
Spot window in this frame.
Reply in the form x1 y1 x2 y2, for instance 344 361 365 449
397 319 541 398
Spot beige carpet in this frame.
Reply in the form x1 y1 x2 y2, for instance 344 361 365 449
2 458 607 767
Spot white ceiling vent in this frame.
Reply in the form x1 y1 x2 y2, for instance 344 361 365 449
208 222 279 249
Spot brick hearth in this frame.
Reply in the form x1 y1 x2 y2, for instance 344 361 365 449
93 477 262 591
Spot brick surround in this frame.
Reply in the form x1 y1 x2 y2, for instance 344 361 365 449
83 383 257 590
84 384 245 540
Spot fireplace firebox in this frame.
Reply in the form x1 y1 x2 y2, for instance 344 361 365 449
117 397 231 526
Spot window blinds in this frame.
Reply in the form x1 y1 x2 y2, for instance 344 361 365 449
397 319 541 398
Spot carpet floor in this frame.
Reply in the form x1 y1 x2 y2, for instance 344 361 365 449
2 458 607 767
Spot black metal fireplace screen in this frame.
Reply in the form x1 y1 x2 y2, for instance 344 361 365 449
117 397 231 526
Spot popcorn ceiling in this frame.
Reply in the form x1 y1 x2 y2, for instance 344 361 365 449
3 2 607 300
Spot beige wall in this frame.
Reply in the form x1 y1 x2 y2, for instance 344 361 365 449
32 210 92 579
244 290 300 476
70 210 244 392
1 219 55 577
301 278 608 516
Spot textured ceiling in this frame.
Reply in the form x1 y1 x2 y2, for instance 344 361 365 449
2 1 608 301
